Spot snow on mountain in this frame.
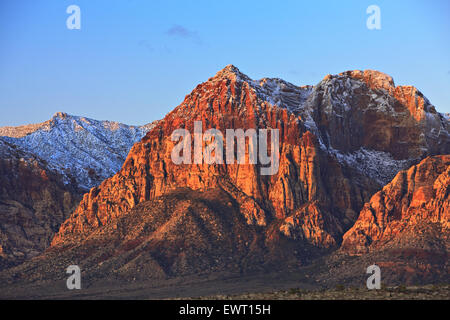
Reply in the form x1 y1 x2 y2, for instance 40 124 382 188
305 71 449 184
210 65 314 114
0 137 45 169
1 66 448 190
0 113 158 190
328 147 414 185
208 65 449 185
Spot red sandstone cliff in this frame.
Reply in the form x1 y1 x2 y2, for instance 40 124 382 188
0 66 448 286
341 155 449 255
51 66 449 254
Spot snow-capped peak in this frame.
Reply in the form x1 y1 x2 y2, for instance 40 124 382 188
0 113 157 190
201 66 450 185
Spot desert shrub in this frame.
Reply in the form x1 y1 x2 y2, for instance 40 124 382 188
335 284 345 291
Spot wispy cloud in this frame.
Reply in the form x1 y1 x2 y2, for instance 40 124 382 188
138 40 154 52
166 25 201 44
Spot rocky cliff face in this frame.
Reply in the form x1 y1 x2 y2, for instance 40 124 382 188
3 188 327 285
51 65 449 260
0 65 448 287
308 70 448 183
0 138 81 269
341 155 449 255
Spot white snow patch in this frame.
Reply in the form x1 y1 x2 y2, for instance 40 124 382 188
329 147 413 185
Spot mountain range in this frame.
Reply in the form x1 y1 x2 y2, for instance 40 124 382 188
0 115 155 268
0 65 448 296
0 112 157 190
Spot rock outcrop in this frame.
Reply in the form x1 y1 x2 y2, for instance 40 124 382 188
51 66 449 256
2 188 327 285
2 66 448 286
341 155 449 255
310 70 448 164
0 138 81 269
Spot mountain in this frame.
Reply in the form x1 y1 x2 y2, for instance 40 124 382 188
0 137 81 269
313 155 449 286
0 114 157 269
0 65 448 290
51 66 448 247
342 155 449 255
306 70 448 184
0 112 158 190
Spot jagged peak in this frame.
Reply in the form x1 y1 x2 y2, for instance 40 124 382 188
183 65 314 115
0 112 152 140
212 66 309 90
322 69 395 92
53 111 69 120
211 64 249 82
222 64 241 73
50 112 152 129
180 65 446 126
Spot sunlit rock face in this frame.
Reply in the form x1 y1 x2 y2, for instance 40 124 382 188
51 66 449 256
341 155 450 255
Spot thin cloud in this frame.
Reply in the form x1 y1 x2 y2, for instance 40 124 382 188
138 40 154 52
166 25 201 44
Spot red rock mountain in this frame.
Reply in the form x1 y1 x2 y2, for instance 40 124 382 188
341 155 449 255
1 66 448 286
51 66 449 255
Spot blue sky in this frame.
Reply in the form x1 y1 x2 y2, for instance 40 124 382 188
0 0 449 126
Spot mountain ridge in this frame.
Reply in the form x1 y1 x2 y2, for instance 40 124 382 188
0 65 448 289
0 113 159 190
0 114 158 269
49 65 449 262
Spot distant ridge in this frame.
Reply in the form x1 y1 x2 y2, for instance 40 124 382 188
0 112 159 189
1 65 449 289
